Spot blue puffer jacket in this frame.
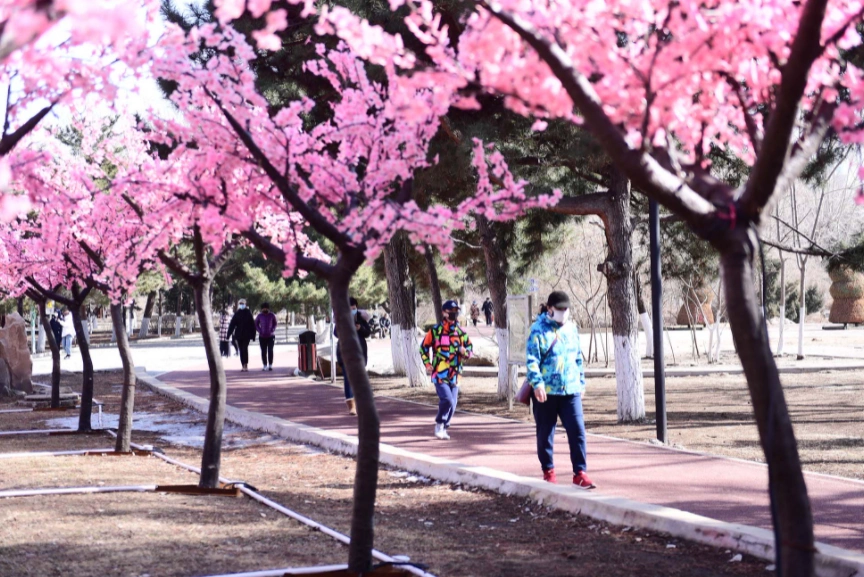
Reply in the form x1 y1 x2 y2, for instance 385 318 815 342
525 314 585 395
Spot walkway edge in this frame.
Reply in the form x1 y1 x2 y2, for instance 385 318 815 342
136 371 864 577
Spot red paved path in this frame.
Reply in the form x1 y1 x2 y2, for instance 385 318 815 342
159 355 864 553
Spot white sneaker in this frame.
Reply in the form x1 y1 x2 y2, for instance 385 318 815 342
262 365 268 371
434 423 450 440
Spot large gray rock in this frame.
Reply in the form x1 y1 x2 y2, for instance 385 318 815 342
0 313 33 395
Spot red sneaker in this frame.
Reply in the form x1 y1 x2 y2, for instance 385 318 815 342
542 469 557 483
573 471 596 489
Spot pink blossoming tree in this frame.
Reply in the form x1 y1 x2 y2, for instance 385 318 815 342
310 0 864 573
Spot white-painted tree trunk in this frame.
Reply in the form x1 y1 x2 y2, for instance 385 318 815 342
390 324 407 374
494 327 518 402
391 324 428 387
290 311 295 326
639 312 653 358
613 333 645 421
777 258 786 355
37 321 45 353
797 265 807 360
174 316 182 337
138 318 151 339
307 314 315 330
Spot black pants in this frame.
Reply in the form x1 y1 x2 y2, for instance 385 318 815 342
260 336 274 366
219 340 230 357
236 338 251 366
484 313 492 326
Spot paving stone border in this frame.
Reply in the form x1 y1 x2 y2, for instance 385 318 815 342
135 368 864 577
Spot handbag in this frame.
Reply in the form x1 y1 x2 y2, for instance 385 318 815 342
515 332 559 406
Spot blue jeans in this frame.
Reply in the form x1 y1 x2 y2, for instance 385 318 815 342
339 359 353 400
62 335 72 356
532 393 587 473
433 375 459 427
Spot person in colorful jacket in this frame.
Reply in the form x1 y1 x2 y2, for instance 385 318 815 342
526 290 595 489
420 300 473 440
255 302 278 371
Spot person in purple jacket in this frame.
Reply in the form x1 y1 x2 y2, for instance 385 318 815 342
255 302 278 371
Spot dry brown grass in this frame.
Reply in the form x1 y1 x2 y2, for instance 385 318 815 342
0 370 773 577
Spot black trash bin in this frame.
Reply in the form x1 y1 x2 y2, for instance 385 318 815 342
298 330 317 373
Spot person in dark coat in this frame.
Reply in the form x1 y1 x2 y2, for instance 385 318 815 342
335 297 371 416
49 313 63 347
481 297 494 326
227 298 256 371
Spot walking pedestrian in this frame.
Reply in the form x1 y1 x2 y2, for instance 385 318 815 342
50 312 62 348
218 308 231 357
526 291 595 489
481 297 493 326
420 300 473 440
227 298 256 371
256 302 278 371
336 297 371 416
59 308 75 359
470 301 480 327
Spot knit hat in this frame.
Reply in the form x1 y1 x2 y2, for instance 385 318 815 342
547 291 571 309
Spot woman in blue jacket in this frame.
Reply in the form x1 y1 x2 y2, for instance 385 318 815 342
526 291 595 489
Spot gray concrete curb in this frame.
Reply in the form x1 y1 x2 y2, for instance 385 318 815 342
463 364 864 378
134 369 863 577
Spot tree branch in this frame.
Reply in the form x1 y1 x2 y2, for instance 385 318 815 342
157 249 198 283
25 276 74 307
0 103 54 156
740 0 830 219
481 1 718 225
210 97 350 249
550 192 611 216
760 238 833 258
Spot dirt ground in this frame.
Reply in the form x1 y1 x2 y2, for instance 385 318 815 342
370 370 864 481
0 371 772 577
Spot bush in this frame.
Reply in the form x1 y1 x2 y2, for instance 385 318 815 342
785 284 824 323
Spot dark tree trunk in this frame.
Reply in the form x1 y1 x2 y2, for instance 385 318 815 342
142 291 157 317
138 290 157 338
35 300 61 408
16 297 23 316
72 304 94 432
719 228 813 575
193 278 228 488
383 232 427 387
330 251 381 573
423 244 444 324
476 215 516 399
110 303 136 452
600 170 645 421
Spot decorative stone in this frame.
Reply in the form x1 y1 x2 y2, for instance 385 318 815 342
828 266 864 324
676 286 715 326
0 312 34 395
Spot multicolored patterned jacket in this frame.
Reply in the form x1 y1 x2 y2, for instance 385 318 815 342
526 314 585 396
420 321 473 381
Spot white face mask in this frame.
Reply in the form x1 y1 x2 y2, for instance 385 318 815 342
239 304 246 310
550 308 570 325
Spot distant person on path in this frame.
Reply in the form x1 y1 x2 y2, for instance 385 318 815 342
420 300 473 440
227 299 256 372
481 297 493 326
335 297 371 416
59 308 75 359
256 302 278 371
470 301 480 327
50 312 62 348
218 309 231 357
526 290 595 489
